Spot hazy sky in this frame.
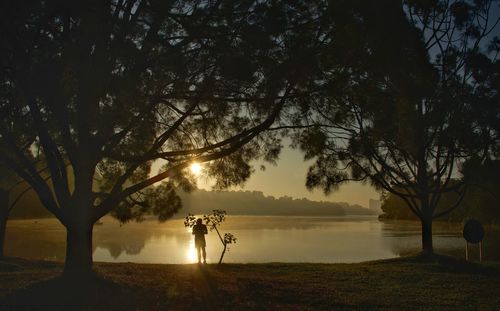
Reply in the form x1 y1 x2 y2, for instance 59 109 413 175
196 146 380 207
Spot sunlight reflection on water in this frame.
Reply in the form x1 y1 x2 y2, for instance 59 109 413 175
5 216 499 263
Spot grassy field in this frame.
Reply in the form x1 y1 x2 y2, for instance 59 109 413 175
1 254 499 310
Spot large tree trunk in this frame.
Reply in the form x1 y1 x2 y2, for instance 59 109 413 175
0 208 7 259
421 216 433 253
62 169 97 278
64 219 94 277
0 189 9 259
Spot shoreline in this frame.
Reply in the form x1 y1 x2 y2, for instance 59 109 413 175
5 216 500 265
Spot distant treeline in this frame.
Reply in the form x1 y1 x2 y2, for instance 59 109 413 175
9 187 376 219
178 189 377 217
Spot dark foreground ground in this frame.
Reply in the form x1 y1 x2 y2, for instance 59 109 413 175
1 254 499 311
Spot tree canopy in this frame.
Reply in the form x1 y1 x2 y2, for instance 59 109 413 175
291 0 499 252
0 0 328 274
0 0 316 226
0 0 400 274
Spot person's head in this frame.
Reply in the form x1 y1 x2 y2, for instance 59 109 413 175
196 218 203 225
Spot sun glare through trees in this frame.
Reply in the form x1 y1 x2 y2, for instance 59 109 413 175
190 163 202 176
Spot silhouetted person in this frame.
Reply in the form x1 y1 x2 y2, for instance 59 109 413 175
193 218 208 264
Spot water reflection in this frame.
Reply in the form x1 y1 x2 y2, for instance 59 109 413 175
4 216 500 264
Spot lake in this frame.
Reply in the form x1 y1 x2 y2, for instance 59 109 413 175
4 216 499 263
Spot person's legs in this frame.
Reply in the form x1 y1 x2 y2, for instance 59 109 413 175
196 246 202 263
202 246 206 264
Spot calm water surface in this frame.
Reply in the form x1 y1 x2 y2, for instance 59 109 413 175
5 216 499 263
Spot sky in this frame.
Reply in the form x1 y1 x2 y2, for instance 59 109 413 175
194 145 380 208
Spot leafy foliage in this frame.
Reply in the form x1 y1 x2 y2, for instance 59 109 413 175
0 0 344 272
185 209 236 263
289 0 499 251
0 0 327 228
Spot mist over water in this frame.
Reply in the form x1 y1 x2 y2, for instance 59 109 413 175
5 216 499 263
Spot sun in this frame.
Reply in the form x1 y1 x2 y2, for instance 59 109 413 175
190 162 202 175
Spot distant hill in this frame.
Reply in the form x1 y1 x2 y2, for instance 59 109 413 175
9 188 376 219
178 189 376 217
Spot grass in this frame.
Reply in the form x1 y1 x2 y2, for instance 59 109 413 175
1 254 500 310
